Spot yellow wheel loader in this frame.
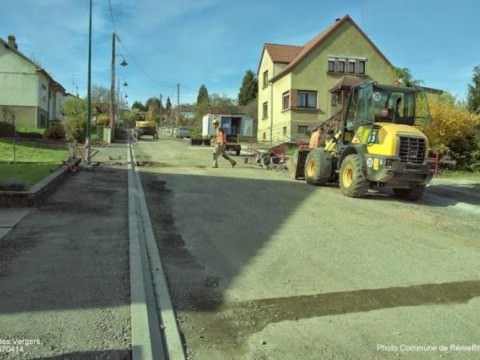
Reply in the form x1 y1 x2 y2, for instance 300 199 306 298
134 114 158 140
296 80 433 201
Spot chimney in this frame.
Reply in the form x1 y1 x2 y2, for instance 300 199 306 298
7 35 17 50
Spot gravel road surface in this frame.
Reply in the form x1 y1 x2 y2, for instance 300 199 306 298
136 137 480 360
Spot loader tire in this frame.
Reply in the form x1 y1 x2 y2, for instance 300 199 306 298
339 154 368 197
304 149 332 185
289 149 299 179
393 186 425 201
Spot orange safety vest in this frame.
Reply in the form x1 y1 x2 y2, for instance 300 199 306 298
309 129 321 149
216 127 226 145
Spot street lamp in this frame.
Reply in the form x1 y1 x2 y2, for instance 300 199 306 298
117 78 128 126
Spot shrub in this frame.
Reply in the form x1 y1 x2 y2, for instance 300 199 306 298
17 131 43 139
43 123 66 140
0 121 15 137
96 114 110 127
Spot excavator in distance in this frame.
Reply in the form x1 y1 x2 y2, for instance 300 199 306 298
292 80 433 201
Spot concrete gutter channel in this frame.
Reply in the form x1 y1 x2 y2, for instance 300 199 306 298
1 144 186 358
128 143 186 360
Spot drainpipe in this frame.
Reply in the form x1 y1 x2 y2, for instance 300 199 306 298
269 80 273 145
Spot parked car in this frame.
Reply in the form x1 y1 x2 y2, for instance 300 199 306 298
175 127 191 138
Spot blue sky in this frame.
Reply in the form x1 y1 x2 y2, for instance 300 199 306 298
1 0 479 105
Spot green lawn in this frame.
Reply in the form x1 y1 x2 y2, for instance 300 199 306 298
0 163 61 189
0 139 69 189
0 139 68 163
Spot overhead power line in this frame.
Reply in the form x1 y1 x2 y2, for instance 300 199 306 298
104 0 179 97
106 0 117 34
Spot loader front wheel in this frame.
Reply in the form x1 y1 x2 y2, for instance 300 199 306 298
339 154 368 197
304 149 332 185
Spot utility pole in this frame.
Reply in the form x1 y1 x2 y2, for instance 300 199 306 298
176 83 180 128
110 32 116 143
86 0 92 163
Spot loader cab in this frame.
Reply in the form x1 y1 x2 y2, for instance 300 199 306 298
343 82 427 144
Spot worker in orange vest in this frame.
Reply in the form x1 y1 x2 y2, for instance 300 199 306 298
308 126 326 149
212 119 237 168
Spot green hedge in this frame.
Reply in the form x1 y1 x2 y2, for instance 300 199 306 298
0 121 15 137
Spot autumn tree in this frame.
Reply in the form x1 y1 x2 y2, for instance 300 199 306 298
63 97 87 142
423 93 480 168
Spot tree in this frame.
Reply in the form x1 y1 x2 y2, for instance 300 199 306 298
145 97 161 122
131 101 147 112
422 93 480 168
196 84 209 105
91 85 111 114
63 97 87 142
394 67 423 87
238 70 258 106
209 94 239 114
166 97 172 115
467 65 480 114
145 97 160 110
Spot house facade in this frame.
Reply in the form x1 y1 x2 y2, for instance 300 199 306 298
0 35 65 128
257 15 398 143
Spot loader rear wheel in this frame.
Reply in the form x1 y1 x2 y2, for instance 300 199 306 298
339 154 368 197
304 149 332 185
393 186 425 201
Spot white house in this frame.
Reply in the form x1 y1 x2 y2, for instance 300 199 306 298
0 34 66 128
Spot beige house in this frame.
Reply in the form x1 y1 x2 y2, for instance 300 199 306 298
0 35 66 129
257 15 398 143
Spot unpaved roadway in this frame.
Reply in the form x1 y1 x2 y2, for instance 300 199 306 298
0 147 131 360
135 137 480 360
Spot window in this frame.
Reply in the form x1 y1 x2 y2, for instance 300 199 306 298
348 61 356 74
328 59 335 72
282 91 290 110
262 101 268 119
298 125 308 134
41 83 47 102
297 91 317 109
331 94 339 106
283 126 287 136
263 70 269 88
359 60 366 75
326 57 366 75
262 132 266 140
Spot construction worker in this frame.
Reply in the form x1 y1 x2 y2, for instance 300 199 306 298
212 119 236 168
308 126 325 149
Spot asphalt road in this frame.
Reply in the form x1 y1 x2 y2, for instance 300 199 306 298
135 136 480 360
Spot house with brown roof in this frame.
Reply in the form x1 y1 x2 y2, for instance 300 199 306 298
0 35 66 129
257 15 398 142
